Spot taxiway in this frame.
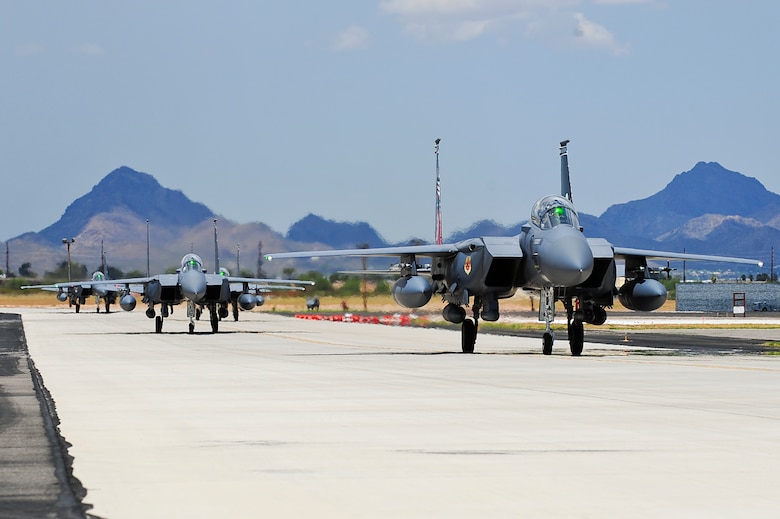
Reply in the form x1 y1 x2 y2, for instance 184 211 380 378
6 307 780 518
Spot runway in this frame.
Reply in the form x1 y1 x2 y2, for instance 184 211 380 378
8 307 780 518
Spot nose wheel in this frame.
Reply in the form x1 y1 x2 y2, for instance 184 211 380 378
461 319 476 353
543 331 554 355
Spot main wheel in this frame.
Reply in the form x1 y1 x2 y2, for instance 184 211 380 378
211 312 219 333
461 319 476 353
75 303 80 314
189 322 195 334
543 332 554 355
233 304 239 322
569 321 584 356
155 316 163 333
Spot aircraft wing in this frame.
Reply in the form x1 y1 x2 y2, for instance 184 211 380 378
265 242 466 261
21 281 124 292
88 276 156 286
225 277 314 286
614 247 764 266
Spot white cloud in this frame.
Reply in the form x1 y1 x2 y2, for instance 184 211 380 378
332 25 370 51
379 0 633 55
72 43 107 56
12 43 45 57
573 12 630 55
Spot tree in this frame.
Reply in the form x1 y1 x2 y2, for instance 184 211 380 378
18 262 36 278
300 271 334 294
373 278 390 295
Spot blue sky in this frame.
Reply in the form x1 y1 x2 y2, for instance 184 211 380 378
2 1 778 244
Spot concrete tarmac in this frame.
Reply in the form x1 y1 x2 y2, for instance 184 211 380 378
9 307 780 518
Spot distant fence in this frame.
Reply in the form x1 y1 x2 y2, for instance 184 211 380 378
676 283 780 312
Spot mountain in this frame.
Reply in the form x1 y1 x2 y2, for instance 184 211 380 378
38 166 214 244
599 162 780 240
4 161 777 280
7 167 293 277
286 214 389 249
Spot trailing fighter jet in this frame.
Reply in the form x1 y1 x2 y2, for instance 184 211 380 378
91 252 313 333
266 140 764 355
90 220 314 333
22 270 120 313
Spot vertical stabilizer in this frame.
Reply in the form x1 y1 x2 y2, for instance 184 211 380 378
560 140 572 202
434 138 443 245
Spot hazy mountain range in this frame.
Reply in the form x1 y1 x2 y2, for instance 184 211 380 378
4 162 778 278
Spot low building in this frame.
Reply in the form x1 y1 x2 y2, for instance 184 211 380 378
676 282 780 312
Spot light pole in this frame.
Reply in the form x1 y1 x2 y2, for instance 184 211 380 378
62 237 75 281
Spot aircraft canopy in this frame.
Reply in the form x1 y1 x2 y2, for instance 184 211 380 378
531 195 580 230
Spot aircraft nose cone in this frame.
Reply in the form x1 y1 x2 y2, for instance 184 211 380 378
180 271 207 302
540 228 594 286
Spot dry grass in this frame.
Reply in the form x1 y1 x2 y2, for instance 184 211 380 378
0 291 677 313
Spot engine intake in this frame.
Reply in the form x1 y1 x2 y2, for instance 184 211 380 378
618 278 667 312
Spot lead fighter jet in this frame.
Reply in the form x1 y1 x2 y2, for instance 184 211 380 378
266 140 763 355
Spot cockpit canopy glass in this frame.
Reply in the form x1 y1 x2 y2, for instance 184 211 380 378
531 195 580 230
181 253 204 273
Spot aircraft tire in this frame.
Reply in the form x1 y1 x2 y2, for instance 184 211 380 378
155 316 163 333
543 332 554 355
233 305 239 322
211 312 219 333
75 303 80 314
569 321 584 356
189 322 195 334
461 319 476 354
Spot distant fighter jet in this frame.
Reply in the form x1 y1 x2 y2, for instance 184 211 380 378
22 270 121 313
266 140 764 355
91 253 313 333
90 221 314 333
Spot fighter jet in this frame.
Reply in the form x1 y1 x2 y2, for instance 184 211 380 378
22 270 121 313
266 140 764 355
91 221 314 333
91 253 313 333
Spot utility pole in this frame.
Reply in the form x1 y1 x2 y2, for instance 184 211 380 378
5 242 9 279
236 243 240 275
62 237 75 282
772 246 775 283
358 242 369 311
434 138 443 245
257 241 266 278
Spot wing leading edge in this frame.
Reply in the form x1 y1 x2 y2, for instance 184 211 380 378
614 247 764 267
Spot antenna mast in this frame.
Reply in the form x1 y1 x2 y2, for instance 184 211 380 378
146 219 151 277
434 138 442 245
213 219 220 273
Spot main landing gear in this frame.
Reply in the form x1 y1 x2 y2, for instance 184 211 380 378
186 301 219 333
147 304 171 333
541 288 587 356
